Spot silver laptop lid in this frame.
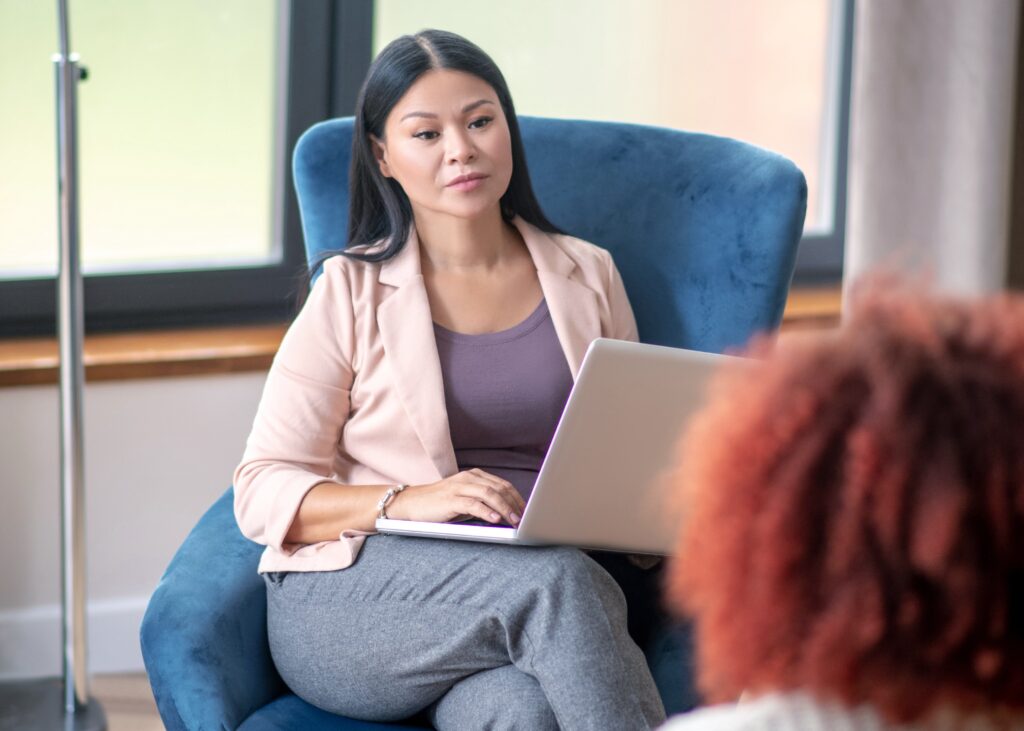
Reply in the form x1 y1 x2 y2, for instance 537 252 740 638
517 338 744 554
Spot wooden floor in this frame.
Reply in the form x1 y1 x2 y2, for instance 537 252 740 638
91 673 163 731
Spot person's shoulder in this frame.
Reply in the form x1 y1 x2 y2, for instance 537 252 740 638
657 692 855 731
316 245 385 287
658 702 768 731
658 707 728 730
534 227 615 280
550 230 613 261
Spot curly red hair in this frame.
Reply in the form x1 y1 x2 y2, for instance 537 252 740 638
665 279 1024 723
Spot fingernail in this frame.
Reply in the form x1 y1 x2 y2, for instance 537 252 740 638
491 512 500 521
511 513 520 524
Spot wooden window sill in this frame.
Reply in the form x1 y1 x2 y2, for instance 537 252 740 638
779 285 843 331
0 286 841 388
0 324 288 387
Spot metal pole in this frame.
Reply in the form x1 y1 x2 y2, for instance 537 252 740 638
54 0 88 711
0 2 105 725
53 0 105 726
0 2 104 726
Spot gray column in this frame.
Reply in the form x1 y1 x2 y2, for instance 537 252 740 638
844 0 1020 299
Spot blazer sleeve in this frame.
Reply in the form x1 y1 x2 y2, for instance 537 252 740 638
603 248 640 343
232 258 355 552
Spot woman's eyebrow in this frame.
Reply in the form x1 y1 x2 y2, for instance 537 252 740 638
400 99 495 122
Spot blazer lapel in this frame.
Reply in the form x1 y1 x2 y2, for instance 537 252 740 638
376 227 458 481
511 216 602 381
374 216 603 480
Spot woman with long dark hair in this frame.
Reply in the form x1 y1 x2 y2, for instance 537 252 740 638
233 29 667 730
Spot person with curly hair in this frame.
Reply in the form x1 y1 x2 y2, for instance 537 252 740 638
659 281 1024 731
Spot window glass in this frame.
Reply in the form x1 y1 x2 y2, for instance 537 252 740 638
374 0 835 234
0 0 279 278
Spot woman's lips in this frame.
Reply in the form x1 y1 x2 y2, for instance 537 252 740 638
447 175 488 192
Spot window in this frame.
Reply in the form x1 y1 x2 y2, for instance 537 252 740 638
0 0 373 336
374 0 854 283
2 1 278 275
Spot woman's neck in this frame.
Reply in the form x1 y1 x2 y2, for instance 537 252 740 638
413 207 521 273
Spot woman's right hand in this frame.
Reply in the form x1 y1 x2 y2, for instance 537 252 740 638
385 469 525 526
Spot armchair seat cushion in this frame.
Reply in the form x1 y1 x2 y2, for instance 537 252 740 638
238 694 428 731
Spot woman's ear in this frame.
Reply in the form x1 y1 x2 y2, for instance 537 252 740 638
369 134 391 178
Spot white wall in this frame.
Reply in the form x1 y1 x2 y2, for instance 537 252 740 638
0 370 266 680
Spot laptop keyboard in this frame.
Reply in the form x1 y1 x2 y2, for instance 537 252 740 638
451 518 512 528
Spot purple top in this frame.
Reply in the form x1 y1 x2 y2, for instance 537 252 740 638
433 299 574 502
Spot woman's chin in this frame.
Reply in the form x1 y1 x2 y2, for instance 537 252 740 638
416 199 505 222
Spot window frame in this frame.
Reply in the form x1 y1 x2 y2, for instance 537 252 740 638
791 0 855 285
0 0 373 337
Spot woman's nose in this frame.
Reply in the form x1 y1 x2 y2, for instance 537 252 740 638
445 129 476 164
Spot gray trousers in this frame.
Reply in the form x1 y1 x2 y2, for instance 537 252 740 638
264 534 667 730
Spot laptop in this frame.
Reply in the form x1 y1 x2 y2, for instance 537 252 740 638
375 338 746 555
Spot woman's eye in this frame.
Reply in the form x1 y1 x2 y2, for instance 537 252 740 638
412 117 490 140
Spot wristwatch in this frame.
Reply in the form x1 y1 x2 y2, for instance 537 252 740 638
376 484 408 519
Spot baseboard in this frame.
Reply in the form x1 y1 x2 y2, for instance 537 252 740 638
0 596 147 681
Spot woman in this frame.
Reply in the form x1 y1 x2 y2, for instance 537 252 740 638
233 29 667 730
659 281 1024 730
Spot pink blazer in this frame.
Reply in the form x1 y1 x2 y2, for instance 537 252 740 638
233 215 639 573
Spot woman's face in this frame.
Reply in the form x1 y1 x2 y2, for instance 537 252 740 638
370 69 514 222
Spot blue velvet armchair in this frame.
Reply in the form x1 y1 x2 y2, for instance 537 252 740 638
141 116 806 730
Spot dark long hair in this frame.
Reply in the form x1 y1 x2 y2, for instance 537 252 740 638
300 29 563 296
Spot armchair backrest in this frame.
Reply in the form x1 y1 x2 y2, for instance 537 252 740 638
293 115 806 353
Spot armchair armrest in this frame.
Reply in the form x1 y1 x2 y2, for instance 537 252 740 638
141 487 284 731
